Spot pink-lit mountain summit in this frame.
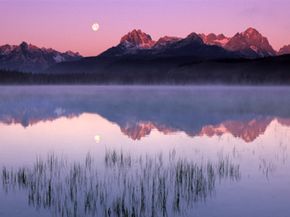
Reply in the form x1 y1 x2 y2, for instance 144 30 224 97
112 27 279 58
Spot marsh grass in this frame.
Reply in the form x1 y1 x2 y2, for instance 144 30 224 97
1 150 240 217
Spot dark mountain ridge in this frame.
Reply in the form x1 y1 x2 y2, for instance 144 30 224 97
0 42 82 72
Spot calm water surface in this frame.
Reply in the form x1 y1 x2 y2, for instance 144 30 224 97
0 86 289 217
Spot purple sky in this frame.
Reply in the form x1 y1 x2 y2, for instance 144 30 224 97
1 0 290 56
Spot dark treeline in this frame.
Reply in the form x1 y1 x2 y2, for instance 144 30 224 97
1 55 290 85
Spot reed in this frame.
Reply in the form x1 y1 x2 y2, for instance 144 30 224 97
1 150 240 217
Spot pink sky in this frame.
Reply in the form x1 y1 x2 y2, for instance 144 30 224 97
0 0 290 56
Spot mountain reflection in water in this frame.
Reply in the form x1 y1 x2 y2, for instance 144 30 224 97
1 86 290 142
2 151 240 217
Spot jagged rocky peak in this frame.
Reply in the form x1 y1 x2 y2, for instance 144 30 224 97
65 50 81 56
20 41 29 49
206 33 219 41
242 28 273 49
216 34 227 40
186 32 203 41
156 36 181 43
154 36 181 48
199 33 229 46
225 27 276 57
0 44 16 55
278 45 290 55
242 27 260 37
178 32 204 46
120 29 155 48
19 41 40 52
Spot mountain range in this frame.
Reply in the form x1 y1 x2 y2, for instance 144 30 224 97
100 29 236 59
1 27 290 84
101 27 278 59
0 42 81 72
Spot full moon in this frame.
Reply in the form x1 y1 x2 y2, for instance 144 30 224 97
94 135 101 143
92 23 100 32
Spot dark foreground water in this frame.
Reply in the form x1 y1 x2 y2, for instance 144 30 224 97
0 86 289 217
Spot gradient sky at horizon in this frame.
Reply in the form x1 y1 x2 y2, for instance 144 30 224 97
0 0 290 56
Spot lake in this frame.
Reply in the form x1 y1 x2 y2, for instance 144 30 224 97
0 86 289 217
